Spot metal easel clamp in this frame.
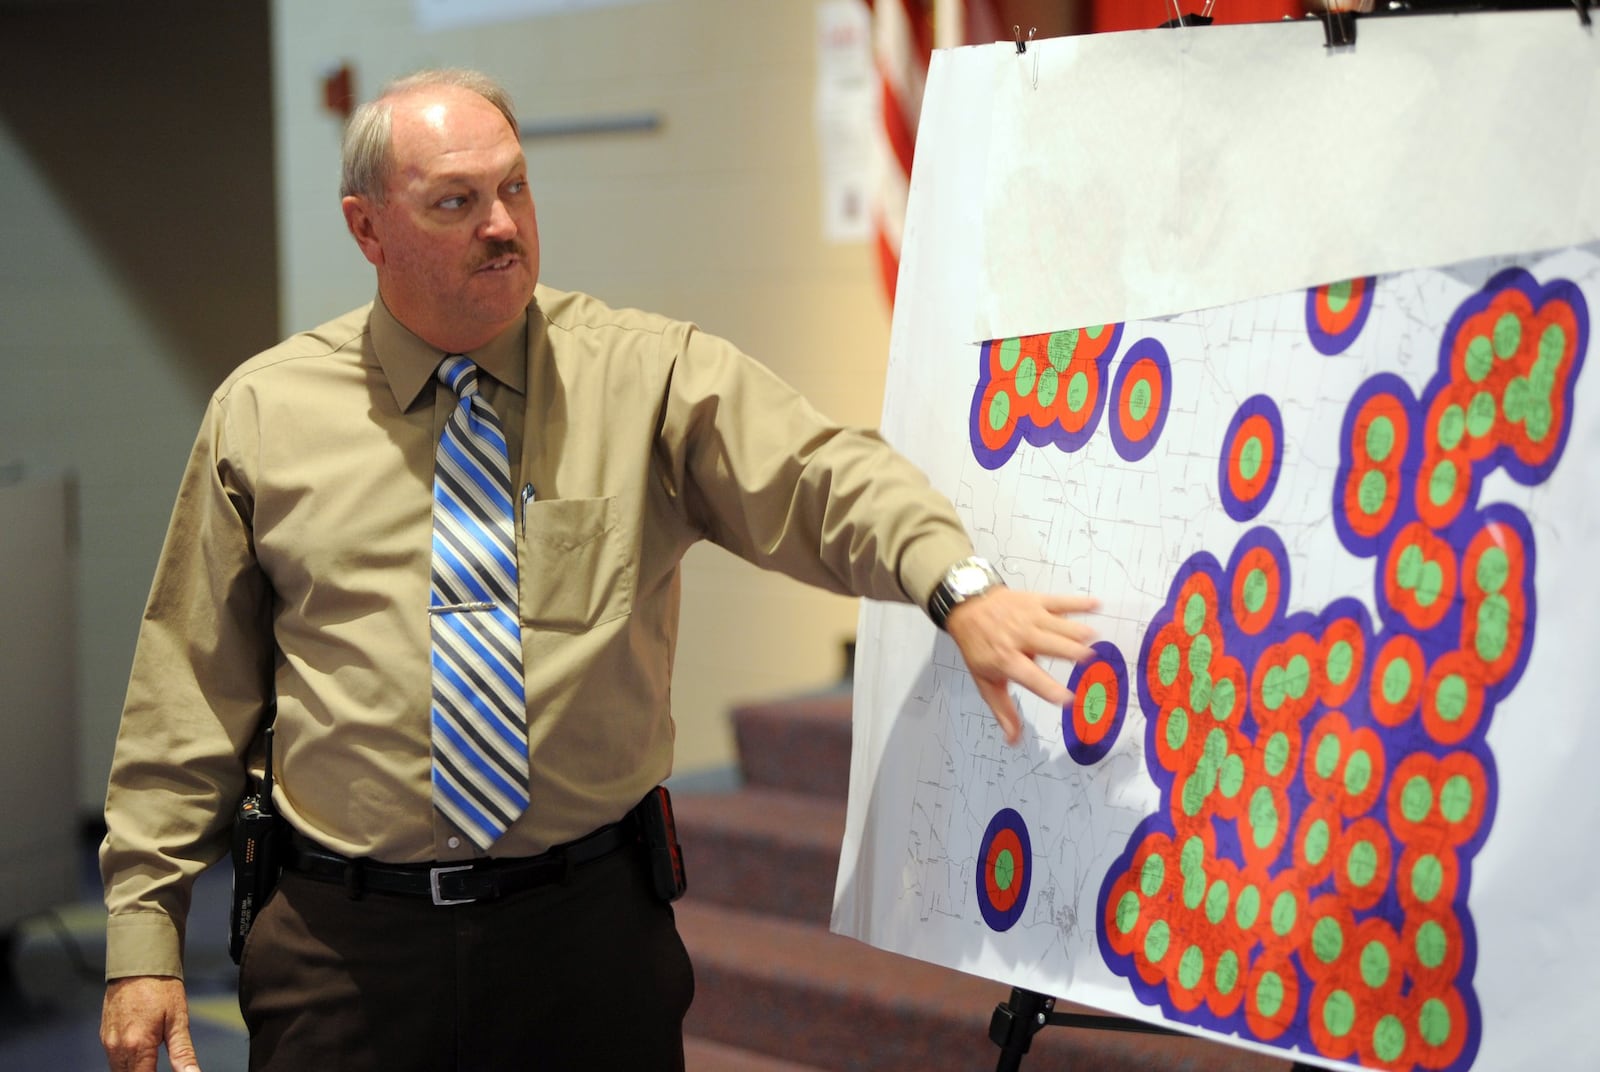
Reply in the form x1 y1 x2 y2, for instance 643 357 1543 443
1321 8 1358 46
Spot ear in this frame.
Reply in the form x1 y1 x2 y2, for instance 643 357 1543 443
342 195 385 267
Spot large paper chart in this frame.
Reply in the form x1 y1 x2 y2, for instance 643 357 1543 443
836 17 1600 1072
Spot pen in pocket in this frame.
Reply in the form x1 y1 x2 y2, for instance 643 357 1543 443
520 483 535 529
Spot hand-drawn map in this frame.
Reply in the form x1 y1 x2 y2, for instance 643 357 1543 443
835 18 1600 1072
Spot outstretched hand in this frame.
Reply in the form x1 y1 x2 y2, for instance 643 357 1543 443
944 587 1099 746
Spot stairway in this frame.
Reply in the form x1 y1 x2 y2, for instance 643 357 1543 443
674 685 1295 1072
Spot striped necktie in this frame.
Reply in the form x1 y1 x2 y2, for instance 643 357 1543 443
428 355 529 849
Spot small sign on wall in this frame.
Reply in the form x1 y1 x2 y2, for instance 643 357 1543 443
413 0 660 33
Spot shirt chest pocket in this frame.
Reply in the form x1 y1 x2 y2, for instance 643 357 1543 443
517 496 634 631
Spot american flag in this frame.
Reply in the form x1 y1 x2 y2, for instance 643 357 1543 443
866 0 1002 304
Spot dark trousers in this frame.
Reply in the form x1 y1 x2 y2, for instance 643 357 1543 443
238 847 695 1071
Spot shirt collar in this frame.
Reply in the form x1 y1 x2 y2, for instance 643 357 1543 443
369 296 529 411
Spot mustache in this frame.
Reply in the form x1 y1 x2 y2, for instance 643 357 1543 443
472 240 525 269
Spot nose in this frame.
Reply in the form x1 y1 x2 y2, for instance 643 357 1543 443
479 198 517 241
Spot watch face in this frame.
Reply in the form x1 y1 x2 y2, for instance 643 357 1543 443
951 564 995 597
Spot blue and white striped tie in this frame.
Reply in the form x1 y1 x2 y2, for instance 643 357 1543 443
429 355 529 849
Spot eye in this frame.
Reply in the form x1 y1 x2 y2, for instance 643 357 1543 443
436 195 468 210
506 179 528 197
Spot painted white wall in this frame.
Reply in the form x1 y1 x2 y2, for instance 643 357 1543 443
272 0 892 775
0 3 279 812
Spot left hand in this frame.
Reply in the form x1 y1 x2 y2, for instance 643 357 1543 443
944 587 1099 746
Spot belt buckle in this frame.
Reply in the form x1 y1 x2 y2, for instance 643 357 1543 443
429 864 476 906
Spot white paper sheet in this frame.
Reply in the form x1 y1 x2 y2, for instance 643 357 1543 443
838 14 1600 1072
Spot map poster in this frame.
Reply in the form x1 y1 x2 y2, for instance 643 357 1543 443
835 15 1600 1072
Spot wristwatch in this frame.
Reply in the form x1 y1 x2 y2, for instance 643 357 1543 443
928 555 1006 631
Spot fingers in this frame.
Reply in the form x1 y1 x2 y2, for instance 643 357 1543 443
973 675 1022 747
102 976 200 1072
167 1020 202 1072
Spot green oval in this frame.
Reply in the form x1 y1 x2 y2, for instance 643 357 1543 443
1263 732 1291 778
1401 775 1434 823
1419 998 1452 1046
1270 891 1296 939
1205 879 1230 925
1178 945 1205 990
1242 569 1269 614
1360 940 1391 989
1493 311 1523 358
1326 640 1355 687
1158 643 1182 687
1382 655 1413 706
1314 733 1342 779
1165 707 1190 752
1326 279 1353 313
1475 595 1510 662
1212 677 1237 723
1256 971 1285 1018
1466 390 1497 438
1436 673 1469 724
1140 853 1166 897
1304 818 1331 865
988 390 1012 433
1527 396 1552 442
1234 884 1261 930
1239 436 1264 482
1428 458 1458 508
1181 771 1210 818
1188 633 1213 676
995 849 1015 891
1437 404 1466 451
998 337 1022 371
1285 654 1311 700
1365 415 1395 463
1036 366 1060 408
1183 593 1208 637
1180 835 1207 879
1220 753 1246 798
1047 329 1078 371
1358 469 1388 517
1323 989 1356 1037
1189 673 1213 714
1538 321 1567 366
1476 545 1510 594
1417 561 1445 607
1440 774 1473 824
1129 380 1152 423
1261 665 1287 712
1251 787 1280 850
1395 543 1424 590
1312 916 1344 964
1145 918 1170 963
1066 370 1089 412
1082 681 1108 726
1412 853 1444 903
1374 1014 1407 1063
1502 375 1530 423
1015 356 1038 398
1464 335 1494 382
1214 949 1240 996
1347 839 1380 889
1115 891 1141 934
1416 919 1448 969
1344 749 1373 797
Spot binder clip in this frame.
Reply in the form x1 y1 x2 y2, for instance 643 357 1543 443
1320 9 1357 47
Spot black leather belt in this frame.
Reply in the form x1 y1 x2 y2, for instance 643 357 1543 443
284 821 636 905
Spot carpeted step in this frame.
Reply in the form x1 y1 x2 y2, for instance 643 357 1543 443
674 787 845 924
729 688 853 800
684 1034 831 1072
676 899 1292 1072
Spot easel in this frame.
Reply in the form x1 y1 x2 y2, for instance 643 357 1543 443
988 986 1328 1071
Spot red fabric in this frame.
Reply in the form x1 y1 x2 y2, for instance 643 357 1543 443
1088 0 1308 33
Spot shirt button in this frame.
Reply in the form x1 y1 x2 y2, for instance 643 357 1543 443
447 836 461 850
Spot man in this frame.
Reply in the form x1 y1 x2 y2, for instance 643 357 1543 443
100 69 1097 1072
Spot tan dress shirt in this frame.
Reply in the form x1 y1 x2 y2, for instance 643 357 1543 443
100 286 974 978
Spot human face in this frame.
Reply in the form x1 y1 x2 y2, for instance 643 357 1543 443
342 85 540 353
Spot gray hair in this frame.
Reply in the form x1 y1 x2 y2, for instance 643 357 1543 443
339 68 519 202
